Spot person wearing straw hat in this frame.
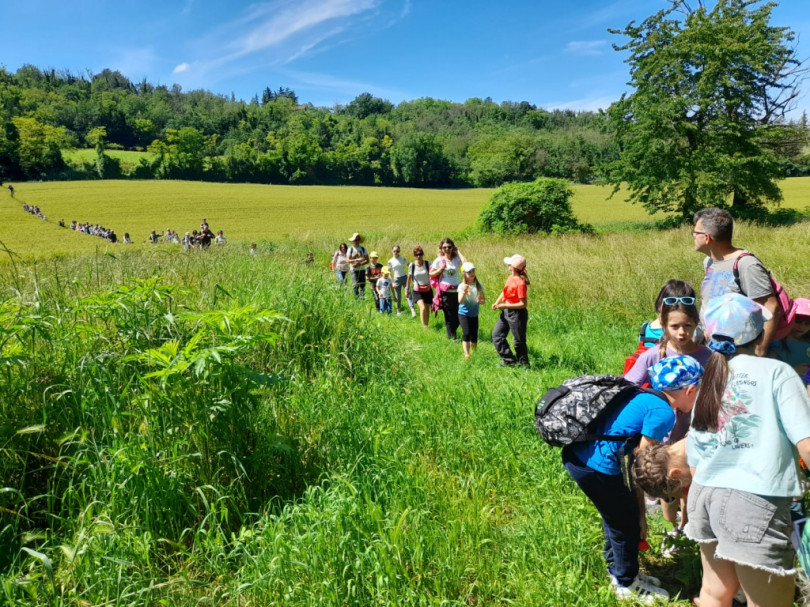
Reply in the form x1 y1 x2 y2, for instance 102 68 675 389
366 251 383 311
687 292 810 607
492 254 530 367
347 233 369 299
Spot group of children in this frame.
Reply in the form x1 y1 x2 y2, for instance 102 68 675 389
566 275 810 605
332 234 530 366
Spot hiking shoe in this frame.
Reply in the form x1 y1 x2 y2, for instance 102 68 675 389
613 576 669 604
611 573 662 588
611 573 662 590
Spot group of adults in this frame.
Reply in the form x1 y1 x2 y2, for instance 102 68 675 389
564 206 810 606
21 202 46 221
148 219 226 249
59 219 120 243
331 233 530 366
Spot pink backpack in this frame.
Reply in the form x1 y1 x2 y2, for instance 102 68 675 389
733 252 796 340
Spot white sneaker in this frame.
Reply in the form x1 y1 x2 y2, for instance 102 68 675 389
612 576 669 604
611 573 662 590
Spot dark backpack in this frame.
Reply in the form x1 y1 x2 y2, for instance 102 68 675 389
535 375 663 447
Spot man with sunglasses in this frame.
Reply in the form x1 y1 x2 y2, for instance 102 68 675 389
693 207 780 355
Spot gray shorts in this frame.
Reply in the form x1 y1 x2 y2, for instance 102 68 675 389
684 483 795 575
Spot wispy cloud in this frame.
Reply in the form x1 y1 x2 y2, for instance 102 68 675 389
172 0 411 88
282 69 405 101
564 40 608 57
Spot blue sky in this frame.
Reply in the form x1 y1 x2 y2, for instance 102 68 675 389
2 0 808 117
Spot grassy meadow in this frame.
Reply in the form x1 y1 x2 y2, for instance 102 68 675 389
62 149 152 173
3 179 810 605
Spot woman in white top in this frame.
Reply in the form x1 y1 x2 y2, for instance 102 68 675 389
406 245 432 328
430 237 466 340
387 245 413 316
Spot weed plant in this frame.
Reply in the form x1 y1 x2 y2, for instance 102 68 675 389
2 220 810 605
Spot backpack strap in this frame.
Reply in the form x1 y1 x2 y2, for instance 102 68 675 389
582 387 668 442
732 250 756 289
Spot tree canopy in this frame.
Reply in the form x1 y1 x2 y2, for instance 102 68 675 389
604 0 806 218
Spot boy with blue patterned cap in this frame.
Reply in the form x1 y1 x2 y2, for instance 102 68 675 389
563 355 703 604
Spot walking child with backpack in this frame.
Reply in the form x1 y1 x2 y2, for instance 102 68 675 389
546 356 704 604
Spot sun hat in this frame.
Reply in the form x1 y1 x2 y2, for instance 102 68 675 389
794 298 810 318
348 233 363 242
703 292 772 347
649 356 704 392
370 251 379 258
503 254 526 270
461 261 475 272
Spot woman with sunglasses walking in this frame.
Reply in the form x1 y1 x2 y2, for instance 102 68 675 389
430 238 467 339
406 245 433 328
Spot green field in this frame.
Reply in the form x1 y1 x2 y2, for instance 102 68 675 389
3 177 810 259
62 148 152 171
3 180 810 605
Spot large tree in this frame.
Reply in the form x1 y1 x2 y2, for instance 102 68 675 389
604 0 804 218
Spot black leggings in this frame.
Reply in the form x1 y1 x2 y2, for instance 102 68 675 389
440 290 460 339
458 314 479 343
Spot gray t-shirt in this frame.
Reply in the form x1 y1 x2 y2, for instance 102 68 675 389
701 253 773 309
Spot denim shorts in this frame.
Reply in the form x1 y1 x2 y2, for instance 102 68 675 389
684 483 795 575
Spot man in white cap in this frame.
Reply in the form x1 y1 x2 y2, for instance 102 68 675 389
347 233 369 298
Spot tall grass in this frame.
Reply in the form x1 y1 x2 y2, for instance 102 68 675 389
3 221 810 605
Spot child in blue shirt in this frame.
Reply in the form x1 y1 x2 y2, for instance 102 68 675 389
376 268 393 315
563 356 703 604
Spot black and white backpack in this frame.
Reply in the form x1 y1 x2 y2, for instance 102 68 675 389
534 375 664 447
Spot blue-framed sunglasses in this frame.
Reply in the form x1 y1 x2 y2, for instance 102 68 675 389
663 296 696 306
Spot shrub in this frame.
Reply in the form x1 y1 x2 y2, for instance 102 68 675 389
477 178 590 234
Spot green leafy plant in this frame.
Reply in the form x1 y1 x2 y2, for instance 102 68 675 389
477 178 591 234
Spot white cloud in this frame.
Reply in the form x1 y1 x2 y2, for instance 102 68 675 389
564 40 608 57
171 0 410 93
221 0 379 62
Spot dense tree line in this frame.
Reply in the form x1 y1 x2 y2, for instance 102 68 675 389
0 65 807 187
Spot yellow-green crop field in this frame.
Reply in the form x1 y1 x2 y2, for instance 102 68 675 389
4 177 809 259
62 148 152 171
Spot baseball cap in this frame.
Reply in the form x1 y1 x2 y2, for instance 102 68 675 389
703 292 771 345
370 251 379 258
794 298 810 318
503 254 526 270
649 356 704 391
461 262 475 272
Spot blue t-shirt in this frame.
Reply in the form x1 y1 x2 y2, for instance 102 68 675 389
458 283 482 317
570 392 675 475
